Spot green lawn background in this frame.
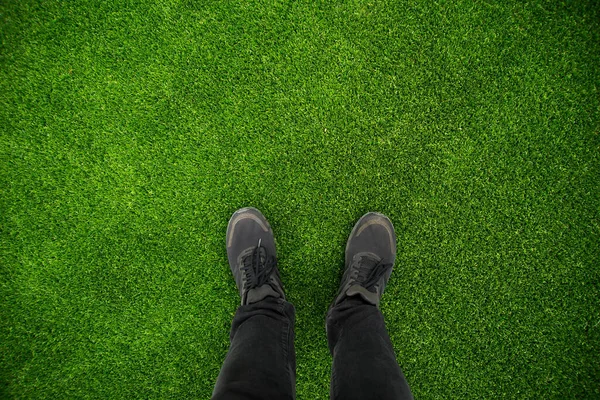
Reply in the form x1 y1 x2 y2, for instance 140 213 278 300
1 0 599 398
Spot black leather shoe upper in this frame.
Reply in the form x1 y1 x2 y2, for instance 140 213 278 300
333 212 397 307
226 207 285 305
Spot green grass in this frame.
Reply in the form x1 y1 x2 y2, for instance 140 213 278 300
1 0 599 398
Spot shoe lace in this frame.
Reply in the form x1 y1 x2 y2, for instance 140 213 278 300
242 239 277 290
352 256 393 292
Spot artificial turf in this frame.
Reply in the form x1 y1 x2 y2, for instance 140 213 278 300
1 0 599 398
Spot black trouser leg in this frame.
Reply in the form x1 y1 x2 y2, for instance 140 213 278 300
212 297 296 400
326 297 413 400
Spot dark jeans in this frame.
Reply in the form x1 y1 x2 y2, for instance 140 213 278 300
212 296 413 400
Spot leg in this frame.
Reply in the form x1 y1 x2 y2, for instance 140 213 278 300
327 297 412 400
213 297 296 400
212 207 296 399
327 212 413 400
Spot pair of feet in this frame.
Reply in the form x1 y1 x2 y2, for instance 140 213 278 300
226 207 397 308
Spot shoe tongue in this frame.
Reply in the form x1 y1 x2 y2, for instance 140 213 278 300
345 285 380 306
246 284 281 304
358 253 381 268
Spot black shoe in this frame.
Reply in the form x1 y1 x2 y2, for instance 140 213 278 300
332 212 397 308
226 207 285 305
